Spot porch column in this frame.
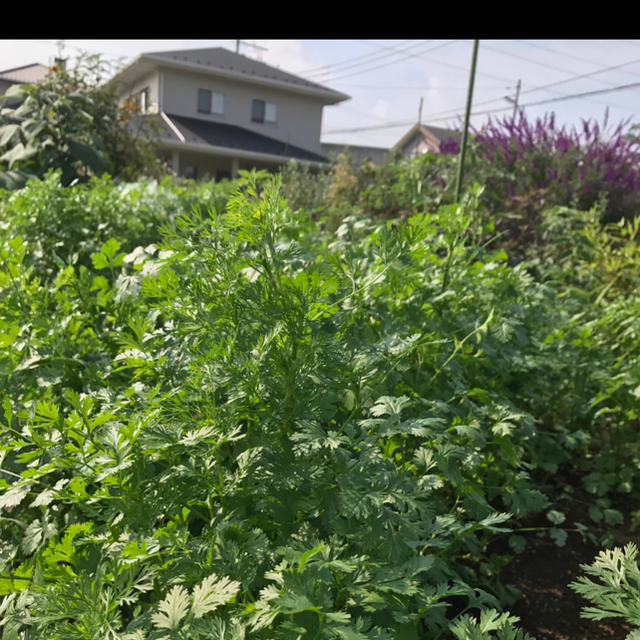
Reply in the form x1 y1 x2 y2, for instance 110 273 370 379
171 150 180 176
231 158 239 179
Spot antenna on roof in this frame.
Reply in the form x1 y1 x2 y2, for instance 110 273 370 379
235 40 268 60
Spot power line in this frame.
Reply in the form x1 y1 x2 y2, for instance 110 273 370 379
391 53 640 129
303 41 430 79
521 79 640 107
339 104 398 124
517 55 640 98
324 78 640 135
521 40 640 81
330 83 506 90
323 119 416 135
325 42 640 130
354 39 514 84
307 39 512 86
420 83 632 126
481 42 602 81
326 43 640 138
426 81 640 124
296 40 417 76
310 41 458 83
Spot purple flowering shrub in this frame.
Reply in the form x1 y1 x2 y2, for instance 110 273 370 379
470 112 640 253
439 136 461 155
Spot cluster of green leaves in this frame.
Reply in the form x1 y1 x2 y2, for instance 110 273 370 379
570 543 640 640
354 151 456 220
518 206 640 506
1 166 639 638
0 54 166 189
0 170 236 280
281 151 457 229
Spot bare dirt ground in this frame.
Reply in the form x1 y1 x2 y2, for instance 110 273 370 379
495 489 639 639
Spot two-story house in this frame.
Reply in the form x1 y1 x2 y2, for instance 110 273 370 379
109 47 350 181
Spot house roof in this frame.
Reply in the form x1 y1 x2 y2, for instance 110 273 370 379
111 47 349 106
392 122 460 153
144 113 329 164
0 63 49 84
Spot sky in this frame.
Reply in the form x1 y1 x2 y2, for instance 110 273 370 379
2 38 640 149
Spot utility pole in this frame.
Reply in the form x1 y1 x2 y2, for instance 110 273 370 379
418 97 423 125
54 40 66 70
504 79 521 121
454 39 479 204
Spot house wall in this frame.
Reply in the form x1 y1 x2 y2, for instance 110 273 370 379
159 68 325 154
118 71 161 113
402 134 439 157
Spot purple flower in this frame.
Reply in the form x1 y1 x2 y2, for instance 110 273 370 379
472 110 640 220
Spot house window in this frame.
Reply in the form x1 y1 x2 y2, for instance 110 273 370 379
128 87 149 113
251 99 277 124
139 87 149 113
198 88 224 115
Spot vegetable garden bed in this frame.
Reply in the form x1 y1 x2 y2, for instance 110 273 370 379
0 167 639 639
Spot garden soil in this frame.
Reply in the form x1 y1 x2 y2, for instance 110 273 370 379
496 490 640 640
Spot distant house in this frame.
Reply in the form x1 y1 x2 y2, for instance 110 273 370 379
321 143 389 167
108 47 350 181
392 122 460 157
0 63 50 98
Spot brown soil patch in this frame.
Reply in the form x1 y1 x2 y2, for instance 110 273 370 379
495 490 640 639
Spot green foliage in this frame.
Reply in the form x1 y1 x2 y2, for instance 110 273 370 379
449 609 536 639
0 54 165 189
570 543 640 639
0 162 639 638
280 151 457 228
280 159 331 215
355 150 456 219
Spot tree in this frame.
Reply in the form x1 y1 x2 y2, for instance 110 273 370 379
0 54 166 189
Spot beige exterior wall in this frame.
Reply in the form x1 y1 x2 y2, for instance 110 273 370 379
401 134 439 157
160 68 325 154
118 71 160 114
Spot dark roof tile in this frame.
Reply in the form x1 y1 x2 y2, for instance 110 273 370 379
145 47 342 97
145 113 328 163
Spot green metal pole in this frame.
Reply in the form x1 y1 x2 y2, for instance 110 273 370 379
454 39 479 203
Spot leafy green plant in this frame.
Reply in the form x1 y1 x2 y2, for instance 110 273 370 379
280 158 332 216
1 163 640 639
355 150 456 220
0 53 165 189
449 609 536 639
569 543 640 639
